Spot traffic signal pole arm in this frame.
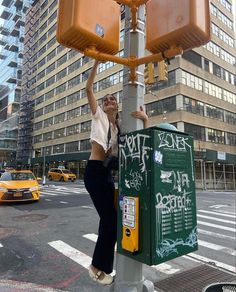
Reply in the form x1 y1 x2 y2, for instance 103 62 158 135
82 0 183 83
83 46 182 83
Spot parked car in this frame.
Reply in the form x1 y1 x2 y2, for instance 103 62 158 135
48 168 76 182
0 170 40 202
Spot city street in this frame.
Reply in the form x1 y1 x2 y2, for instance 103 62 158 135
0 181 235 292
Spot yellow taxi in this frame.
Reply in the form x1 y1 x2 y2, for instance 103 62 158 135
48 168 76 182
0 170 40 202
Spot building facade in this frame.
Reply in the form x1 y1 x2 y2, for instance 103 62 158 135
20 0 236 189
0 0 30 168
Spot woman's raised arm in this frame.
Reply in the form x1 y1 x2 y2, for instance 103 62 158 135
86 60 100 115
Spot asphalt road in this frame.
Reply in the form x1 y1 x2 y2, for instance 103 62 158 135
0 181 235 292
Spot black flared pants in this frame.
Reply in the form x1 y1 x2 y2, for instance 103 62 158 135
84 160 117 274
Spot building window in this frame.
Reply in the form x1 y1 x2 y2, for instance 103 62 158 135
54 113 65 124
53 144 64 154
54 128 65 139
80 139 91 151
81 121 91 133
65 141 79 153
183 97 204 116
43 131 53 141
207 128 225 144
44 117 53 127
66 124 80 136
184 123 205 141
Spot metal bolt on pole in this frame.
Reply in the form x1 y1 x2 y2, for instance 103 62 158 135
113 5 154 292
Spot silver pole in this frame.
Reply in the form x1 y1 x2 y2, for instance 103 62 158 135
114 5 154 292
42 147 46 186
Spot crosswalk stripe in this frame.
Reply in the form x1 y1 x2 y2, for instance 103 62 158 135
41 192 68 196
198 210 236 218
82 234 181 275
197 220 235 232
198 240 236 256
48 240 91 269
185 253 236 273
197 214 236 225
198 228 235 240
0 243 3 248
59 201 69 204
48 240 116 276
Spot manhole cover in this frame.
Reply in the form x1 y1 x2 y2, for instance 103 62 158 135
12 214 48 222
155 265 236 292
0 228 17 239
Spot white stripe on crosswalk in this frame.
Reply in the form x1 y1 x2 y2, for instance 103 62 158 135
48 240 91 269
185 253 236 273
0 243 3 248
198 228 235 240
59 201 69 204
198 240 236 256
41 192 66 196
198 210 236 218
197 220 235 232
48 240 116 276
83 234 181 275
197 214 236 225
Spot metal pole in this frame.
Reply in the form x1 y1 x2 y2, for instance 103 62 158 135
42 147 46 186
114 5 154 292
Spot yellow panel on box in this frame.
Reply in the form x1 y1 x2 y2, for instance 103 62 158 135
56 0 120 55
146 0 211 54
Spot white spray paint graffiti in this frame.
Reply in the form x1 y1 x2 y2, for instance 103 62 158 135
125 169 143 191
158 132 194 181
120 133 151 185
156 227 198 258
160 170 190 193
155 191 192 213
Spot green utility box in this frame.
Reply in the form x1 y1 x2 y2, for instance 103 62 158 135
117 126 198 265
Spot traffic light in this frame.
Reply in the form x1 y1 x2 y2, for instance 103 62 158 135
144 63 154 84
158 60 168 82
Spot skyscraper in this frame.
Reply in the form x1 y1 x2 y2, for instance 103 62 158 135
0 0 31 168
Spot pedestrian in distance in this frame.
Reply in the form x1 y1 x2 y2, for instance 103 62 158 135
84 59 148 285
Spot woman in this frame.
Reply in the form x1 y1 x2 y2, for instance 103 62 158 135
84 60 148 285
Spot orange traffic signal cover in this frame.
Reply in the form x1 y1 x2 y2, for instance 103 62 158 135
146 0 211 54
57 0 120 55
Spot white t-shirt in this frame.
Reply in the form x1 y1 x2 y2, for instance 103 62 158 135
90 106 118 155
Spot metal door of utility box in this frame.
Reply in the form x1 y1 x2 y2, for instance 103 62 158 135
117 127 198 265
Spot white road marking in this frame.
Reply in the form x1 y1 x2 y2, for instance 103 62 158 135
81 206 94 209
198 240 236 256
48 240 116 276
45 199 52 201
152 263 180 274
83 234 180 275
0 243 3 248
48 240 91 269
199 210 236 218
197 214 236 225
198 228 235 240
41 192 62 196
209 204 229 209
59 201 69 204
197 220 235 232
185 253 236 273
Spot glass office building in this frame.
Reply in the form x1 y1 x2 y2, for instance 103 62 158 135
19 0 236 189
0 0 31 168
